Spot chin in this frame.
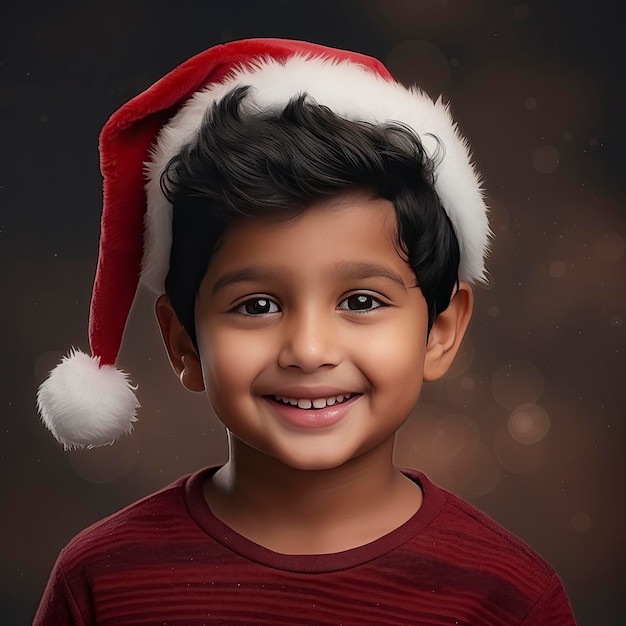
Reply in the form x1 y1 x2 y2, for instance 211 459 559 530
250 441 348 472
269 442 373 473
277 453 350 473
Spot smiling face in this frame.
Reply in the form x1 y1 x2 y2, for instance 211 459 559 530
157 191 472 472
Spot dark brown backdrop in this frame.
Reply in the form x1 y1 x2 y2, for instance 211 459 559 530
2 1 624 623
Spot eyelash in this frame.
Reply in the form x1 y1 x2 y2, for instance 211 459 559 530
232 293 387 316
233 297 280 316
337 294 385 312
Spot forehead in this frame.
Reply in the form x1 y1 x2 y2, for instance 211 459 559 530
203 192 412 285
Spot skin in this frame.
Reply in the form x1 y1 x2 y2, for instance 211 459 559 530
156 190 473 554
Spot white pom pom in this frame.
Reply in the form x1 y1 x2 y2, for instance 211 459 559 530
37 349 140 449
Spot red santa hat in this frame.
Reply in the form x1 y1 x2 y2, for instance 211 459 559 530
37 38 490 449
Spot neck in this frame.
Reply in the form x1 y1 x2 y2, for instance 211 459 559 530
204 435 422 554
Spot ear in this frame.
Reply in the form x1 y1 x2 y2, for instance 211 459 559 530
154 294 205 392
423 281 474 382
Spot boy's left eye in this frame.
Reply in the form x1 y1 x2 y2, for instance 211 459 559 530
338 294 384 312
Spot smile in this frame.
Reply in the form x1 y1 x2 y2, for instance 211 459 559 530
273 394 354 409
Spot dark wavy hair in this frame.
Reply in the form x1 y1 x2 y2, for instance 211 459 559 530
161 86 460 343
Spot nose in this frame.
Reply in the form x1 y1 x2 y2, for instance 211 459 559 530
277 309 341 372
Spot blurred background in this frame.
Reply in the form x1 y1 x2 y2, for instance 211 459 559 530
2 1 624 623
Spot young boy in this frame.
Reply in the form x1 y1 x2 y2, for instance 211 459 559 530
35 39 576 624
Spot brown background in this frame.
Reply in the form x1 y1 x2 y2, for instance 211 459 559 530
2 1 624 623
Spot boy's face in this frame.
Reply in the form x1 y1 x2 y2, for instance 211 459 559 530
159 191 472 472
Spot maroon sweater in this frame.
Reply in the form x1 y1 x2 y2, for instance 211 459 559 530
34 468 576 625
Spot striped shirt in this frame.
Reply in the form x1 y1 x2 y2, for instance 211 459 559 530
34 468 576 625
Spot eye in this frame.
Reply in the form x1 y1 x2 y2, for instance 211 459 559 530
235 297 280 316
338 294 384 312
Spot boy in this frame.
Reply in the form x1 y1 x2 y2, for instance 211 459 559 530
35 39 576 624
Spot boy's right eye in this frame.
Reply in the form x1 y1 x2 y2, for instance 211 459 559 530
234 297 280 316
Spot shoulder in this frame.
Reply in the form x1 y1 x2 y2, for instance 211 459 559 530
407 470 571 598
35 468 217 624
401 470 576 623
57 471 196 574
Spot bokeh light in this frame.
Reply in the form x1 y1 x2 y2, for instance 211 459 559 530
491 360 544 410
396 407 501 498
444 442 502 499
493 418 547 474
524 96 537 110
508 403 550 444
430 414 481 463
487 305 500 318
445 374 485 408
531 145 560 174
609 315 621 328
407 408 480 464
549 261 566 278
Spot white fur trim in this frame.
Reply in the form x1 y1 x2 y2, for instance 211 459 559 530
142 54 489 290
37 349 139 449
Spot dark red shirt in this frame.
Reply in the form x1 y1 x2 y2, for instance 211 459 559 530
34 468 576 625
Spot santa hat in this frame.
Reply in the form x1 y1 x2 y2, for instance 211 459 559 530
37 38 490 449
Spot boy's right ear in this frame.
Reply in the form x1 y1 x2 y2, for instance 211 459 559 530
155 295 205 392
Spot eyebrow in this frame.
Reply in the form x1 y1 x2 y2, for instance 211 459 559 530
210 268 277 296
211 262 408 296
331 262 409 289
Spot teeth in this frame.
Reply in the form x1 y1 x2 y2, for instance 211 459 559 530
274 394 353 409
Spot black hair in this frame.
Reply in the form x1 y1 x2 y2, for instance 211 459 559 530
161 86 460 344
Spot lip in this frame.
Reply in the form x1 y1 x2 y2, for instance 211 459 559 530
264 393 361 429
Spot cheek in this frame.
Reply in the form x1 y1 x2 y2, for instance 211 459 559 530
357 329 426 423
200 329 268 400
359 322 426 386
